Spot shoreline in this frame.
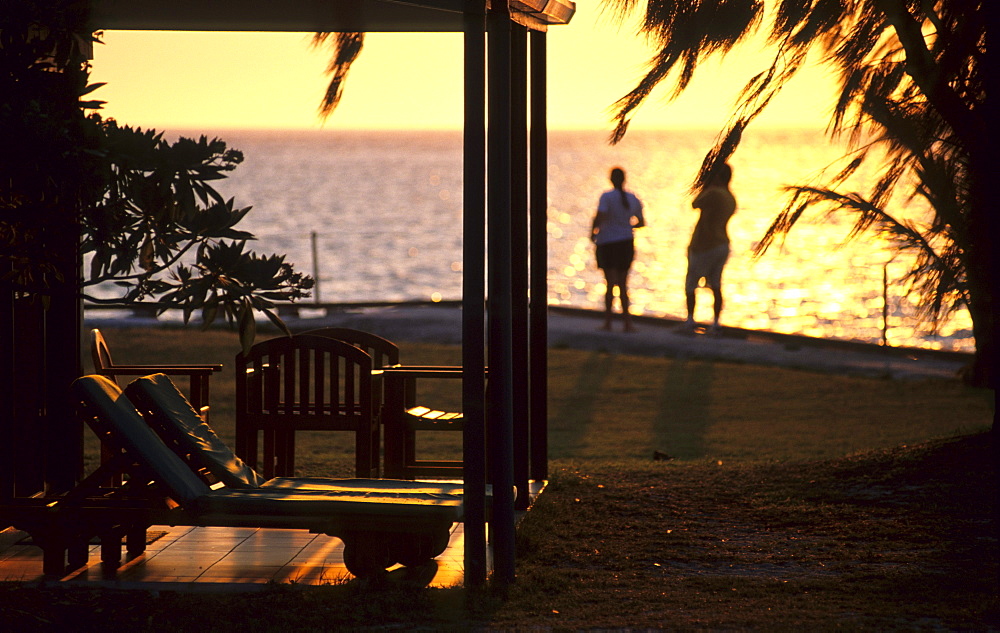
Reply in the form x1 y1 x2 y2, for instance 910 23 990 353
85 302 973 382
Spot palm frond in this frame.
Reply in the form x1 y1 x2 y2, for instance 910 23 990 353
607 0 766 142
313 32 365 118
756 183 968 326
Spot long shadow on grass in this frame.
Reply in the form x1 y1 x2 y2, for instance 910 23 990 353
548 351 614 457
653 359 715 459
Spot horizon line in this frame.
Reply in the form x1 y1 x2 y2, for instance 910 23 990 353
154 123 829 135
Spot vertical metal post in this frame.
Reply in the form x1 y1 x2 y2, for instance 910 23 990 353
510 24 531 511
882 261 890 347
487 3 516 585
462 0 488 588
0 272 11 499
528 29 549 481
310 231 321 304
46 215 84 495
0 273 46 498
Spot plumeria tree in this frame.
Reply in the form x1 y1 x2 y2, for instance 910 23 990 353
2 3 313 352
2 0 314 496
80 118 313 348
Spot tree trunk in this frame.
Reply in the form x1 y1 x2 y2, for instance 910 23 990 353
961 145 996 402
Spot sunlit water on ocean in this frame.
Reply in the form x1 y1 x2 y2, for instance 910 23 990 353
146 128 972 351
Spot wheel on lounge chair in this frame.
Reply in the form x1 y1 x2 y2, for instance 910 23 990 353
341 532 395 578
67 540 90 571
390 527 451 568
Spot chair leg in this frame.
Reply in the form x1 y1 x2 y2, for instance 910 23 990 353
269 429 291 477
356 428 376 478
371 424 381 478
67 538 90 571
126 526 147 559
42 544 67 576
278 429 296 477
235 418 257 469
262 428 276 479
382 379 406 478
403 427 417 478
100 530 122 571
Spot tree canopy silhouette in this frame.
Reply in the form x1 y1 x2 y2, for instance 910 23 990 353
603 0 990 388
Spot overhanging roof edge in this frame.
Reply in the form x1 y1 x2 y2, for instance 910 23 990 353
511 0 575 26
89 0 573 33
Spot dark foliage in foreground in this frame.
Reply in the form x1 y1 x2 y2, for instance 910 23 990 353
0 432 995 631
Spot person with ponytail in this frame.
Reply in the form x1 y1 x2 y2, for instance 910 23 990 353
591 167 645 332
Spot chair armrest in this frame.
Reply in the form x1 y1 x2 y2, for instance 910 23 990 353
378 366 488 378
378 368 461 379
99 365 222 376
98 366 221 417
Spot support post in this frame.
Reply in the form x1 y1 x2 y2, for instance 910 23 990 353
510 24 531 511
462 0 488 588
528 29 549 482
487 2 516 586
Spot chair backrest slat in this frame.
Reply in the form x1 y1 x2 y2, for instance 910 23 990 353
313 347 325 413
345 355 357 411
300 327 400 369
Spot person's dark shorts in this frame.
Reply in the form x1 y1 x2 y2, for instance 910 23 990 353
596 239 635 271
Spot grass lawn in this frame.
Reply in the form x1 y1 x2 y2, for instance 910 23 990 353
0 325 994 631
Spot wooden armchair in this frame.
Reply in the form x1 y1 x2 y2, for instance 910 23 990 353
234 335 379 479
90 328 222 421
380 367 471 479
299 327 477 480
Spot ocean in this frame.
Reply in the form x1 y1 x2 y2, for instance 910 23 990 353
155 127 972 352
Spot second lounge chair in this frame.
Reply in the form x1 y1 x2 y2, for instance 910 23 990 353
125 372 470 500
70 374 463 577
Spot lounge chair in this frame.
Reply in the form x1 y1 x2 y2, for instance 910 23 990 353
125 373 468 501
61 374 462 577
126 372 493 533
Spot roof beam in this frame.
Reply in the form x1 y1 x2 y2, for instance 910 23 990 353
89 0 574 33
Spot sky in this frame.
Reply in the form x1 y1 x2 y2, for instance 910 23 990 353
89 3 839 132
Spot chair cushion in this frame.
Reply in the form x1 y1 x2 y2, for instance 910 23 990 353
259 477 467 496
194 486 464 527
71 375 213 505
126 374 267 488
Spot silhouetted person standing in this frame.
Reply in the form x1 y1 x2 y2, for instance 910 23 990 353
592 167 645 332
685 162 736 332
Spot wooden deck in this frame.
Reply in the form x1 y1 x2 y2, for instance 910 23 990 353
0 522 471 590
0 482 543 590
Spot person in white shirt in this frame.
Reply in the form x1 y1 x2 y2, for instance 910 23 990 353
591 167 645 332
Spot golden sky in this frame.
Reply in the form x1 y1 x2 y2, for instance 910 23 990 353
90 3 838 132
